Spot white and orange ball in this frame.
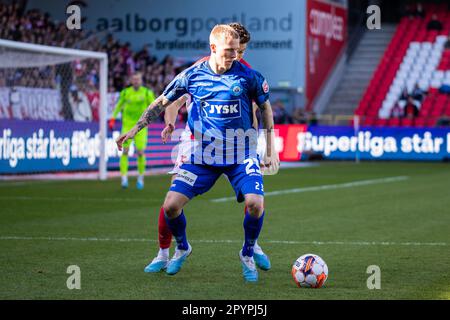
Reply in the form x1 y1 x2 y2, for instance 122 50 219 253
292 253 328 288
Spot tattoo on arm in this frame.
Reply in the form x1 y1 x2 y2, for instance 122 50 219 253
136 96 169 131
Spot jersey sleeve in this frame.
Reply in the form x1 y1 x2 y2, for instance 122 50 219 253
249 70 270 106
163 72 189 102
112 88 127 118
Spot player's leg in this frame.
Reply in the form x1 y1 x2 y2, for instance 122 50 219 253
240 192 266 282
120 146 130 188
134 128 147 190
145 142 189 273
253 129 270 268
163 163 221 275
243 205 270 271
144 174 177 273
144 204 173 273
243 194 265 258
119 123 134 188
162 190 192 275
158 174 178 248
146 190 191 275
225 161 268 282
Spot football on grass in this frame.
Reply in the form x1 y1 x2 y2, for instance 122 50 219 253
292 253 328 288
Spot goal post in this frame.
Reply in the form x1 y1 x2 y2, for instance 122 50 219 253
0 39 108 180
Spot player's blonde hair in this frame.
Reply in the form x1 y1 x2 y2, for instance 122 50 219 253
209 24 240 44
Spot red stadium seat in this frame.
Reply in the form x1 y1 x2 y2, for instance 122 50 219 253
401 118 414 127
375 118 388 127
414 117 427 127
388 118 401 127
362 117 375 126
426 117 438 127
355 8 450 126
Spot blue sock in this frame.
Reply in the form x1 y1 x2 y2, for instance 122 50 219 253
242 211 265 257
165 210 189 250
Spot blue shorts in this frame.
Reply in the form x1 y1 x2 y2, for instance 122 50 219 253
170 158 264 203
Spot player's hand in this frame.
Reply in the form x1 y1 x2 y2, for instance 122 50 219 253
161 123 175 144
116 128 137 151
261 153 280 175
108 118 115 131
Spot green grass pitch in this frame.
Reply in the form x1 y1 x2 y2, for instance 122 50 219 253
0 161 449 299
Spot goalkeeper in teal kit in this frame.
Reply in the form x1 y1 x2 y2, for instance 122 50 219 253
109 73 156 189
116 25 278 282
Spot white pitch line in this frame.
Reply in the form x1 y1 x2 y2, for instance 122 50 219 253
0 196 156 203
0 181 59 187
0 236 446 247
211 176 410 202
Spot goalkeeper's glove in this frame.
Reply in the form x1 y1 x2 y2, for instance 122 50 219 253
108 118 115 131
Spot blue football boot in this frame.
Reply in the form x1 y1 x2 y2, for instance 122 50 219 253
166 243 192 275
239 250 258 282
136 176 144 190
253 251 271 271
144 255 169 273
121 176 128 189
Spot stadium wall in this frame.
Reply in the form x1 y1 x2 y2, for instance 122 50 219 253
0 120 179 174
1 120 449 174
305 0 348 112
27 0 307 91
276 124 450 161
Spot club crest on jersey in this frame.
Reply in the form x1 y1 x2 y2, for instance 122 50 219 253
201 99 241 119
262 79 269 93
230 83 243 96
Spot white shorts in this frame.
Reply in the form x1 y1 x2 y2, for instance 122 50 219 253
167 137 198 175
167 125 198 174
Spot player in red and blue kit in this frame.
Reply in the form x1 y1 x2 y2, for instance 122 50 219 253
146 23 273 275
116 24 278 282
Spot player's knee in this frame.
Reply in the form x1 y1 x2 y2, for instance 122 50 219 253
137 149 144 157
122 148 129 156
162 203 179 219
162 195 183 219
245 197 264 217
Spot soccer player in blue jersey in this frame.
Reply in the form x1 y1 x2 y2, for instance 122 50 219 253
116 24 277 282
146 22 273 274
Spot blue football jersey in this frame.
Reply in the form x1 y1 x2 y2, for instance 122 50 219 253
163 60 270 166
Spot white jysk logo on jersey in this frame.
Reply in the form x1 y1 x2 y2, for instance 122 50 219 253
174 169 198 186
201 100 241 119
196 82 213 87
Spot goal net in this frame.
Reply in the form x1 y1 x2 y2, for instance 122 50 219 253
0 39 111 180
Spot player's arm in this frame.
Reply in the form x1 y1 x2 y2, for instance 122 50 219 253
116 95 172 151
164 94 189 126
161 94 189 143
252 102 259 130
113 89 127 118
258 100 279 174
258 100 274 158
109 90 126 129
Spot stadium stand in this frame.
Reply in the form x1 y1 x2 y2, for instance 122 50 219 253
0 2 178 97
355 3 450 127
